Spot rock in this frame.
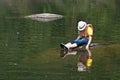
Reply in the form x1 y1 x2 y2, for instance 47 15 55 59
24 13 63 22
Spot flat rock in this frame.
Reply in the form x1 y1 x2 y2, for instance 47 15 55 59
24 13 63 22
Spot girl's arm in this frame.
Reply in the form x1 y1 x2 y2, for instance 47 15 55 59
86 35 92 50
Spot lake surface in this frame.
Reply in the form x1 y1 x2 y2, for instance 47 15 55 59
0 0 120 80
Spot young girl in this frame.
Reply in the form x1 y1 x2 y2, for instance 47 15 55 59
60 21 94 50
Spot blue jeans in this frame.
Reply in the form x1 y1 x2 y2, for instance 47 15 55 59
71 38 88 46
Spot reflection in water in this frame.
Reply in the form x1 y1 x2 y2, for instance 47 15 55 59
60 48 93 72
77 49 93 72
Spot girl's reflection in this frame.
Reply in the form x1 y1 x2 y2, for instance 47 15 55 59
60 48 93 72
77 49 93 72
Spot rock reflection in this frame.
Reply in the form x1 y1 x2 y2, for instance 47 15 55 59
60 49 93 72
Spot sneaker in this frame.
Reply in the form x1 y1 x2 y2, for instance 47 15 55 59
60 43 64 49
60 43 68 51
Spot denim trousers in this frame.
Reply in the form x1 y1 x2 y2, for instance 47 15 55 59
71 38 88 46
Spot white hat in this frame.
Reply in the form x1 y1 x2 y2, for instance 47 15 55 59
77 21 87 31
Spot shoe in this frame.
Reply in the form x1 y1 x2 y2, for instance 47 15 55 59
60 43 64 49
60 43 68 51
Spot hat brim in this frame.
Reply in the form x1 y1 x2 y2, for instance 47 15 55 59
78 24 86 31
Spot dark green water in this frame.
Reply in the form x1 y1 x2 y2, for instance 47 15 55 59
0 0 120 80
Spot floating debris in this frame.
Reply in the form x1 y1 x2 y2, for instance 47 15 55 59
24 13 64 22
5 43 8 46
17 32 20 35
9 62 18 66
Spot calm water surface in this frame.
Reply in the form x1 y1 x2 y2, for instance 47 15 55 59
0 0 120 80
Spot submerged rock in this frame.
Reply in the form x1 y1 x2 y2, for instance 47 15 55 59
24 13 63 22
89 42 109 47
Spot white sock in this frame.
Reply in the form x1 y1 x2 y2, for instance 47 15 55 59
65 43 77 49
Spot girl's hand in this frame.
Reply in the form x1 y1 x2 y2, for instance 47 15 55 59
86 45 89 50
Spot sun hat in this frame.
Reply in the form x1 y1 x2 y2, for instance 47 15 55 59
77 21 87 31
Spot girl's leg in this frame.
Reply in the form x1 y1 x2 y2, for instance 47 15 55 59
61 38 88 49
71 38 88 46
65 42 77 49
